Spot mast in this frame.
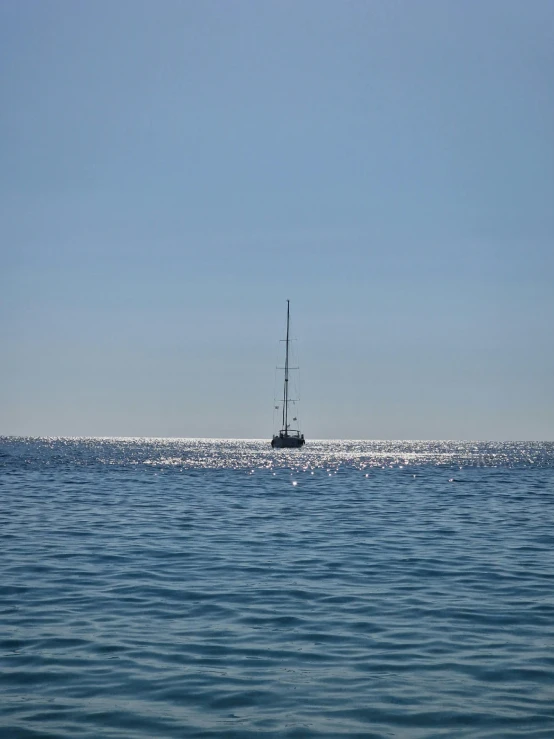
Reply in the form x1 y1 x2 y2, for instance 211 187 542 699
282 299 290 434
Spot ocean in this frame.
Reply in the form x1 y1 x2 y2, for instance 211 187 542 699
1 437 553 738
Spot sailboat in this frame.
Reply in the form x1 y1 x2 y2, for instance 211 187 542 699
271 300 306 449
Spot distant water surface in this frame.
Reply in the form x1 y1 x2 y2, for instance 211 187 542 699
1 438 553 738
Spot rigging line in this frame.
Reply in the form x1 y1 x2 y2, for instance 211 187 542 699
272 333 282 402
272 338 281 432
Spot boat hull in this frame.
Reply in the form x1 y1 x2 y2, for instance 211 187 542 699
271 435 305 449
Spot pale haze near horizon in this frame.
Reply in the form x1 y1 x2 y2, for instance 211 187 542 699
1 0 553 441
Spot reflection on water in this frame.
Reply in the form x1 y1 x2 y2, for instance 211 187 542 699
4 436 554 470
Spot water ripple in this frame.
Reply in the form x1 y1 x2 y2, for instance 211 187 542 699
1 437 553 737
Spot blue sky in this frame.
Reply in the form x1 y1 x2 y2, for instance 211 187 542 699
1 0 553 439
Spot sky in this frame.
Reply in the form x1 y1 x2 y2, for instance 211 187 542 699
1 0 553 440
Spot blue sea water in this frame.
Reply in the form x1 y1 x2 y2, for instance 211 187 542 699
1 437 553 739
